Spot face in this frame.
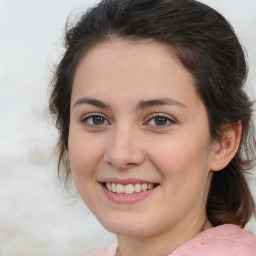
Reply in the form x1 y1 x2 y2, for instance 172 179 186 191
69 39 216 238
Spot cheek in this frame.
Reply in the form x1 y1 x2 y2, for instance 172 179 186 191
68 131 104 180
149 136 212 217
149 133 211 182
68 132 105 206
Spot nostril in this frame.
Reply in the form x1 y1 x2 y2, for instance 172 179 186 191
104 141 146 169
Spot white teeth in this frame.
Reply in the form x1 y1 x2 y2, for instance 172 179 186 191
112 183 117 192
141 183 148 192
134 183 142 192
105 182 156 194
125 184 135 194
106 183 112 191
147 184 153 189
116 184 125 194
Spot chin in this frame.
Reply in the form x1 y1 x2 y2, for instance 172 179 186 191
98 215 149 236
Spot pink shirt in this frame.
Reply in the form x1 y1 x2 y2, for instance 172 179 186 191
88 224 256 256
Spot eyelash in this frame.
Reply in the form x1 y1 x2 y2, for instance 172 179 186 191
80 113 110 127
80 113 175 129
144 113 176 129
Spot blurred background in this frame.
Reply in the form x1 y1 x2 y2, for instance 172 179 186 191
0 0 256 255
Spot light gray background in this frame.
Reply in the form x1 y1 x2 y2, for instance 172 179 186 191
1 1 256 255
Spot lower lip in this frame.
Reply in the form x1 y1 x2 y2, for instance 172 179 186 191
101 184 157 204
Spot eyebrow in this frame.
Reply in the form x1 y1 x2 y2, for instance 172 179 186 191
73 97 187 110
136 98 187 110
73 97 110 109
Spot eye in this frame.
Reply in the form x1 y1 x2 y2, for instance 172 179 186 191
81 114 110 127
146 114 175 128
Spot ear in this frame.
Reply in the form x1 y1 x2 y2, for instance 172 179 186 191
209 122 242 172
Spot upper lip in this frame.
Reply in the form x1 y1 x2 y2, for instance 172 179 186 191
98 177 159 185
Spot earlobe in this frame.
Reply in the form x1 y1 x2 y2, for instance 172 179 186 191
210 123 242 171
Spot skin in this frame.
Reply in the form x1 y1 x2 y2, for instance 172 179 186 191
68 39 241 256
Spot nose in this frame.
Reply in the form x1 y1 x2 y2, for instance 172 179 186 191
103 126 145 170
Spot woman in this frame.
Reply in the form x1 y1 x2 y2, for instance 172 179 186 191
49 0 256 255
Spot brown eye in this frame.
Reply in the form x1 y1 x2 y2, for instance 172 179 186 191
146 114 175 128
92 116 105 125
82 114 109 126
154 116 168 126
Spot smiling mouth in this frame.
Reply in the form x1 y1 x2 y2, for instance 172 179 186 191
102 182 159 194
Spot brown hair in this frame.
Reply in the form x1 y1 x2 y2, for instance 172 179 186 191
49 0 256 227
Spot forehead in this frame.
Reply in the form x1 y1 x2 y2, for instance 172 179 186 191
72 38 200 108
76 39 188 77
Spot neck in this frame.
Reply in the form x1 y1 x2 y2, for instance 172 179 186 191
116 217 212 256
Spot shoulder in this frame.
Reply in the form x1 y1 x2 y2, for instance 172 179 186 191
87 241 118 256
171 224 256 256
207 224 256 255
